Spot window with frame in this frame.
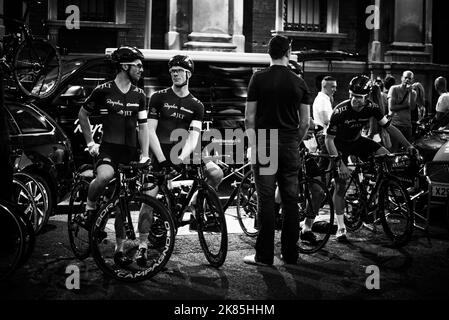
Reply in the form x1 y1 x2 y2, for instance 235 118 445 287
284 0 327 32
7 105 53 134
57 0 115 22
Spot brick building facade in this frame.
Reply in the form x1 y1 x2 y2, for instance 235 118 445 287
0 0 448 110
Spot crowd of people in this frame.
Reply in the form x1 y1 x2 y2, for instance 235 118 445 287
74 36 449 269
243 35 449 267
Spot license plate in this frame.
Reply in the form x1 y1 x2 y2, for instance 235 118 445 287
431 184 449 198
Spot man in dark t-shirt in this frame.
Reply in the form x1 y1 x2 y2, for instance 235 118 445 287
325 75 414 241
244 35 313 266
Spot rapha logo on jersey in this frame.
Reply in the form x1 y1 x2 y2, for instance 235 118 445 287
106 99 124 108
163 103 178 110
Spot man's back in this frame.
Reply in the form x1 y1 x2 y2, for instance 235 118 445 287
247 65 312 139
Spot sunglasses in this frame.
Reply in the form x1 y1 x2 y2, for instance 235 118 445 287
121 62 143 69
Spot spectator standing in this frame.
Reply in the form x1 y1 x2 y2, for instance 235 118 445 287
244 35 312 266
388 70 417 151
313 76 337 171
432 76 449 128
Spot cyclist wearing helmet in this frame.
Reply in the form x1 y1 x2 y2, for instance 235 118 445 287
325 75 413 241
136 54 223 267
78 46 149 267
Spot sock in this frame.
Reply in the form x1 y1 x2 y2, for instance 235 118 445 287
139 233 148 249
303 218 314 232
115 238 124 252
336 214 345 230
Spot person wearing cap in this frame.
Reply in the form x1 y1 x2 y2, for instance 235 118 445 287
325 75 414 241
78 46 149 267
244 35 312 266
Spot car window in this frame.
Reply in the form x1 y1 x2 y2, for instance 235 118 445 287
2 107 20 136
7 104 53 134
68 63 115 97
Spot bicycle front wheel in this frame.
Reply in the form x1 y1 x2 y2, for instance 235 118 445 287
90 194 175 282
13 38 62 99
236 170 258 237
67 179 91 260
196 183 228 267
379 177 414 247
298 178 335 254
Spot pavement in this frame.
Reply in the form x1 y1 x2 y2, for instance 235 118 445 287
1 203 449 304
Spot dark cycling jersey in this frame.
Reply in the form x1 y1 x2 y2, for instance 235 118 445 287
148 88 204 144
327 99 386 141
84 80 147 147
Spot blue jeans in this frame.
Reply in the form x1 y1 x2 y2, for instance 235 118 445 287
253 138 300 264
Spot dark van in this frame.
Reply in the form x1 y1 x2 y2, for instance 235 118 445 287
31 49 283 166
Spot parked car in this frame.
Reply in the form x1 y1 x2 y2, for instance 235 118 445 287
4 99 75 219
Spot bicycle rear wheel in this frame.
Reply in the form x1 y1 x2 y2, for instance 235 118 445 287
379 177 414 247
67 179 91 260
196 183 228 267
236 170 258 237
90 194 175 282
0 203 25 281
298 178 335 254
13 38 62 99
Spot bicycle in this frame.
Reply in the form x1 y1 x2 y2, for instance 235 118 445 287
0 0 62 99
340 152 415 247
236 149 335 254
150 160 228 268
89 161 175 282
67 162 118 260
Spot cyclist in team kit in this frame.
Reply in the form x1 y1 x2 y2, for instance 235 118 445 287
136 55 223 266
78 46 149 267
325 75 416 241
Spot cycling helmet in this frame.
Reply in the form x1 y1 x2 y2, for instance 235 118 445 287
288 60 303 76
168 55 194 73
349 75 372 96
111 46 144 63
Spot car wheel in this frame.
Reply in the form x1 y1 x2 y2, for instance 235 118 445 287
28 173 53 232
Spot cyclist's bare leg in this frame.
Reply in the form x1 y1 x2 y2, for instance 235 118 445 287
189 161 223 207
303 176 324 232
137 183 158 248
333 177 348 231
86 161 115 210
114 206 126 252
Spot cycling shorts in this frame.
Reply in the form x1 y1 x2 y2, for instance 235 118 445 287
97 142 138 170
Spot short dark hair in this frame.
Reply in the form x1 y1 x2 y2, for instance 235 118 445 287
323 76 336 82
435 76 447 92
384 75 396 91
268 35 291 60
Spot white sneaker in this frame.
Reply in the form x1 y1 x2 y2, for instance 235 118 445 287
336 228 348 242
